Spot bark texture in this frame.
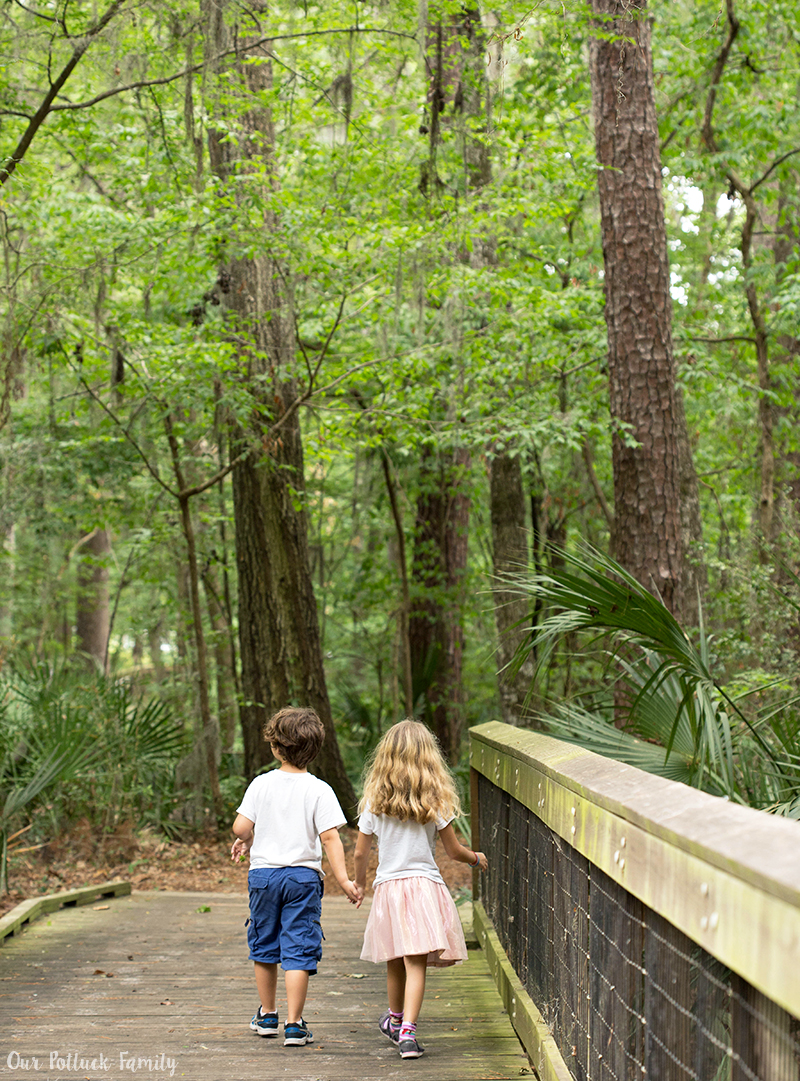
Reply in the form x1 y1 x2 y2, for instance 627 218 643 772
204 0 356 814
409 447 470 762
75 527 111 672
589 0 683 615
489 452 536 726
408 4 491 758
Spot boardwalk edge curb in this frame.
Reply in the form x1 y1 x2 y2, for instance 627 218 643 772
0 880 131 945
473 899 574 1081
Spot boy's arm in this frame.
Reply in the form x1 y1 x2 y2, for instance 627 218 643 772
320 827 362 907
231 814 255 863
353 830 372 896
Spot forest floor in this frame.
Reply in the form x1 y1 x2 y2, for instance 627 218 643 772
0 823 474 918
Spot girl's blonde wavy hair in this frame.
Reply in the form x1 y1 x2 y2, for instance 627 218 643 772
359 719 461 824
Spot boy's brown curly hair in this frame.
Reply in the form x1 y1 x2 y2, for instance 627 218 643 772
263 706 325 769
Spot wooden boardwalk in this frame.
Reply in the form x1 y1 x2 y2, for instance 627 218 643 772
0 891 532 1081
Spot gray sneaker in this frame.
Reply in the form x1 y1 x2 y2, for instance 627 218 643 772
379 1011 400 1044
399 1037 425 1059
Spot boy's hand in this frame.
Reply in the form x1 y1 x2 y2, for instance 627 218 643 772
342 879 363 908
230 837 251 863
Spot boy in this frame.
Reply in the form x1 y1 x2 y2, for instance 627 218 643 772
231 706 361 1047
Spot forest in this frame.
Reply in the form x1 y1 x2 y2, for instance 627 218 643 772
2 0 800 888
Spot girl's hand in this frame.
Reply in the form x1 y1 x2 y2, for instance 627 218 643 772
473 850 488 872
342 879 363 907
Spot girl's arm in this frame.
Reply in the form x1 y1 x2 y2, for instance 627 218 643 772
438 823 488 871
353 831 373 896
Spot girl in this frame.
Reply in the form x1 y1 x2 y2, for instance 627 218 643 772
353 720 488 1060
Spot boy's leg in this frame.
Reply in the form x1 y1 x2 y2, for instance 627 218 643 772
284 969 310 1024
254 961 278 1013
277 869 323 1019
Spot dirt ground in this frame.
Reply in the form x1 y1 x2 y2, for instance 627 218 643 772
0 824 475 918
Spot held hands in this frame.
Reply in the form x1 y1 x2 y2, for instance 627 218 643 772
342 879 364 908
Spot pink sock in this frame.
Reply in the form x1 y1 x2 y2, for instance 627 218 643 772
399 1021 417 1042
389 1009 403 1032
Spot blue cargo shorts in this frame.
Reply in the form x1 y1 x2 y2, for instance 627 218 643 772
247 867 324 973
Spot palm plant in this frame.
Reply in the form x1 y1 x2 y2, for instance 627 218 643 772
0 694 96 892
0 656 187 891
508 547 800 813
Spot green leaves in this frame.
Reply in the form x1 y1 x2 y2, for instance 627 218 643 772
509 546 800 810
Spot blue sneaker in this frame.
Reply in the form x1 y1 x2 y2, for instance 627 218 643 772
284 1019 314 1046
379 1011 400 1044
250 1008 279 1037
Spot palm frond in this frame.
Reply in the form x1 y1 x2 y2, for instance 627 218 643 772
506 545 791 806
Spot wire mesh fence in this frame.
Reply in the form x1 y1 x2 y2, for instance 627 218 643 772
476 772 800 1081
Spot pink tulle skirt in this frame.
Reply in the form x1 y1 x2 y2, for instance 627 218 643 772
361 876 468 967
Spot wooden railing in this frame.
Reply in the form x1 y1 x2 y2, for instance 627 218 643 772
470 721 800 1081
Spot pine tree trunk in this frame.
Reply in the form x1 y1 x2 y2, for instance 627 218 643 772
589 0 684 615
204 0 356 815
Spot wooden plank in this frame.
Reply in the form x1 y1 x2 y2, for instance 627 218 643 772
471 722 800 1021
473 899 574 1081
0 880 131 944
0 891 533 1081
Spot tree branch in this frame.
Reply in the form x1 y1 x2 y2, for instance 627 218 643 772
688 334 757 345
751 147 800 194
0 0 127 186
47 28 416 113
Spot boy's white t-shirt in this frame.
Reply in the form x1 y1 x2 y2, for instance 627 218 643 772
358 806 452 887
237 770 346 875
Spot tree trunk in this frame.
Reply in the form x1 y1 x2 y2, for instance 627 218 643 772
489 451 536 726
589 0 684 615
675 383 706 625
408 3 493 760
202 565 238 754
409 447 470 762
75 527 111 672
204 0 356 815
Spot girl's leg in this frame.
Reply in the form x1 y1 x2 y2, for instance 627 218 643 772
401 954 428 1023
386 957 406 1013
254 961 278 1012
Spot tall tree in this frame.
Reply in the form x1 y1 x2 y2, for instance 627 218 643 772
75 527 111 672
203 0 356 812
409 3 491 760
589 0 693 617
489 450 535 726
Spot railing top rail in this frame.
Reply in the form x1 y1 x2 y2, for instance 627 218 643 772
471 720 800 907
471 721 800 1018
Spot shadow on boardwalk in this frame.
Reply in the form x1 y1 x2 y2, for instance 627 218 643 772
0 891 532 1081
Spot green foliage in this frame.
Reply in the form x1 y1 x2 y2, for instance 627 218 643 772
0 0 799 836
513 548 800 813
0 657 188 889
